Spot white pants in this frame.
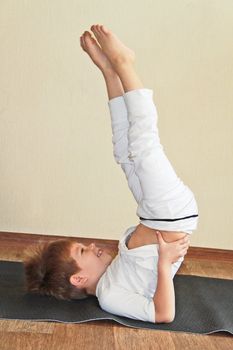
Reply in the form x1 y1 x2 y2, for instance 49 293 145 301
108 88 199 234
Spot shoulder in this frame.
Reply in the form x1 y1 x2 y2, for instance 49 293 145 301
97 284 155 323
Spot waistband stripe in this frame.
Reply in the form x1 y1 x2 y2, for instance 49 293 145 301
139 214 199 222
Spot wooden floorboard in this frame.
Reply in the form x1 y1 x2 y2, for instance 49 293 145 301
0 231 232 349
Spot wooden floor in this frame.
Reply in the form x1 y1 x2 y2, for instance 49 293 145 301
0 231 232 350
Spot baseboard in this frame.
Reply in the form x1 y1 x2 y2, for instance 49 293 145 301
0 231 232 262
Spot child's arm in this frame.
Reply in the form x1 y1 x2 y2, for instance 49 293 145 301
153 232 190 322
153 259 175 322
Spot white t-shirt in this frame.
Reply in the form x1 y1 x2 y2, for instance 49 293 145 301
96 225 185 323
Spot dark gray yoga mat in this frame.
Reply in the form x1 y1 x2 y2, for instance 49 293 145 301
0 260 232 335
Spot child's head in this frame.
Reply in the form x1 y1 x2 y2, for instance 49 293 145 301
23 238 113 301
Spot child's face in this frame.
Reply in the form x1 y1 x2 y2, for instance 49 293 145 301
69 242 112 290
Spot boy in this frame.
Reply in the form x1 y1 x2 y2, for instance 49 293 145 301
23 24 198 324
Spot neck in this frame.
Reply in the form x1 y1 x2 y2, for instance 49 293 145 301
86 284 97 296
86 263 111 296
86 275 102 296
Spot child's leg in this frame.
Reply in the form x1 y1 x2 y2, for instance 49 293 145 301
80 30 143 204
103 70 143 203
114 64 198 230
91 25 199 232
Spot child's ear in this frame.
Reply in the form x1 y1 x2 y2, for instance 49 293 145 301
70 274 88 287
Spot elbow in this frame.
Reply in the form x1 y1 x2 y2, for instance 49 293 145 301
164 311 175 323
155 313 175 324
163 315 175 323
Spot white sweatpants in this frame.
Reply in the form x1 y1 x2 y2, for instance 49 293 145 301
108 88 199 234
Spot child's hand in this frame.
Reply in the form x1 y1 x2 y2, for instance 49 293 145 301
156 232 190 264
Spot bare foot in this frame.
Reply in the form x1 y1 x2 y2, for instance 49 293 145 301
80 31 115 73
90 24 135 66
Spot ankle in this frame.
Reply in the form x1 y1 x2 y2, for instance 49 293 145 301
101 67 118 78
111 56 134 71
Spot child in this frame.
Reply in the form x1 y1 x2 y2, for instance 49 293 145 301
23 24 198 324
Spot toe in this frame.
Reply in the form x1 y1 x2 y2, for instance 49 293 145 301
101 25 108 34
84 31 96 45
96 24 102 33
91 24 97 32
82 35 87 47
90 36 98 45
82 33 88 45
91 24 99 37
84 31 91 40
80 36 86 51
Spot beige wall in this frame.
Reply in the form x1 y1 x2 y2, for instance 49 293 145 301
0 1 232 249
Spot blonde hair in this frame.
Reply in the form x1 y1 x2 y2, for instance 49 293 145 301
23 239 88 300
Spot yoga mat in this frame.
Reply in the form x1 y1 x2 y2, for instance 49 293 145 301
0 260 232 335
